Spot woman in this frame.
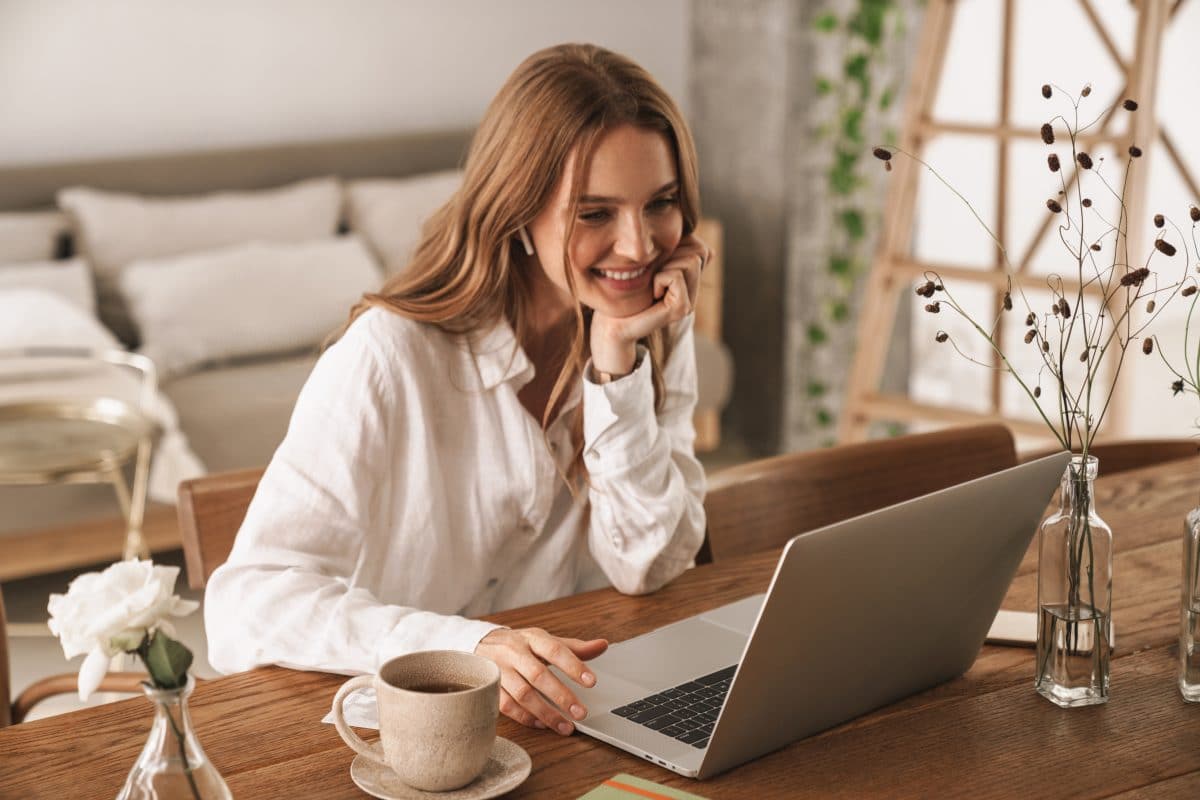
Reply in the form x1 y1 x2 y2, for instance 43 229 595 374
205 43 710 738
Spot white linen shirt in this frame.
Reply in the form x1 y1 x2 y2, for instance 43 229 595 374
204 306 706 676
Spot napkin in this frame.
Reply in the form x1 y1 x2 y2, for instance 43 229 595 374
322 686 379 728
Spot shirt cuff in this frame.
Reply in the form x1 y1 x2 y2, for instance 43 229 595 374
582 345 657 472
375 612 504 668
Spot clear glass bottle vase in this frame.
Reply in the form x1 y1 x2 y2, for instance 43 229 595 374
1180 507 1200 701
1035 455 1113 707
117 675 232 800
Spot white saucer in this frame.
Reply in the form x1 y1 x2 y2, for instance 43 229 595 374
349 736 532 800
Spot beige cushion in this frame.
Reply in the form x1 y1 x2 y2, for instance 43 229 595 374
0 258 94 313
58 177 343 345
119 236 383 379
0 289 119 352
0 210 70 262
164 352 318 472
344 171 462 275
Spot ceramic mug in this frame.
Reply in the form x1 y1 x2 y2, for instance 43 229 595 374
332 650 501 792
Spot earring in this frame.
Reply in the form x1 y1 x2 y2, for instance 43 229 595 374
518 226 535 256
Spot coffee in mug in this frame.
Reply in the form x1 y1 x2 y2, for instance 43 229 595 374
332 650 501 792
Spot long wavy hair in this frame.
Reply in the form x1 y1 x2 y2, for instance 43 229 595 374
337 43 700 481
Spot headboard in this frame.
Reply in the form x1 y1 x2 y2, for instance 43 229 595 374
0 128 475 212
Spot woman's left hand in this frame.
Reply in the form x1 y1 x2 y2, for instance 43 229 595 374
590 234 710 375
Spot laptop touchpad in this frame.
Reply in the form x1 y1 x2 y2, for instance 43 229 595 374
597 615 750 689
697 593 765 635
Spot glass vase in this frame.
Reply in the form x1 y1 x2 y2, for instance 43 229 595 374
1180 507 1200 701
117 675 232 800
1035 454 1112 707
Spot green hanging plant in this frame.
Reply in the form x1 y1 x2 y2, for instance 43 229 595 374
807 0 908 438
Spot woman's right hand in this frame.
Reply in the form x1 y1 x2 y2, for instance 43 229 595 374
474 628 609 735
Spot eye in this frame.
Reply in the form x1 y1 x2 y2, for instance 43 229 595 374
649 195 679 212
578 208 612 224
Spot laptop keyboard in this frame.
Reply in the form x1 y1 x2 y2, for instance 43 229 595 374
610 665 736 749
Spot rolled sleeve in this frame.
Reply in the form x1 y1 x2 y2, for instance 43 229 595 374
582 346 657 473
376 613 503 667
581 320 707 595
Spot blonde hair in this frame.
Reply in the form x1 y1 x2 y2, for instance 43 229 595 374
338 43 700 480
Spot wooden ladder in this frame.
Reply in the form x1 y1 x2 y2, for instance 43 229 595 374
838 0 1191 442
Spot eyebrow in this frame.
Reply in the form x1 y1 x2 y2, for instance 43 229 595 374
579 181 678 204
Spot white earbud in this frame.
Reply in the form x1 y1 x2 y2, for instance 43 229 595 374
518 226 535 256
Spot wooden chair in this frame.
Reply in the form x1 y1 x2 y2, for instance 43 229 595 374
177 467 264 590
1 588 144 727
699 424 1018 564
1020 439 1199 476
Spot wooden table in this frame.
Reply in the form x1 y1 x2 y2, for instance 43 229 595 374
4 457 1200 798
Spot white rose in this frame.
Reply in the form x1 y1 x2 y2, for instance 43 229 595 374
47 559 199 700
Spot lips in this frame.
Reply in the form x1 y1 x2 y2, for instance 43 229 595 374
590 263 654 293
596 265 650 280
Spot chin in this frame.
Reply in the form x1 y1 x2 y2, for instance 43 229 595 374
584 290 654 320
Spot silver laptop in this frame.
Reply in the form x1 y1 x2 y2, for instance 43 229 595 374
554 451 1070 779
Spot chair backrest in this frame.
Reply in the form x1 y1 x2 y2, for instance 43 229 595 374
1 589 12 728
177 467 264 590
701 424 1018 563
1021 439 1199 475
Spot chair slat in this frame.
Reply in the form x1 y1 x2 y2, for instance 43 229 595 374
1 590 11 728
1021 439 1199 476
177 467 264 590
702 424 1018 563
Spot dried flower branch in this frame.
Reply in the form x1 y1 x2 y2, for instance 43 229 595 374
877 83 1188 453
1151 219 1200 411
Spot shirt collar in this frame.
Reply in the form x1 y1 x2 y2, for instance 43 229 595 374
469 318 583 415
470 317 534 390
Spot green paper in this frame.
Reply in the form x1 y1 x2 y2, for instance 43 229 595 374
576 773 710 800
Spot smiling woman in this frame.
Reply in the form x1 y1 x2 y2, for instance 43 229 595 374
203 43 709 739
528 123 707 392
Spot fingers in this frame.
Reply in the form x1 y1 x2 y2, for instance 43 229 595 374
498 687 543 729
494 666 573 734
477 628 608 736
653 268 693 322
560 637 609 662
686 251 700 302
528 635 599 694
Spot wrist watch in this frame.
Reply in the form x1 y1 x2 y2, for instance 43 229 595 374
591 352 643 384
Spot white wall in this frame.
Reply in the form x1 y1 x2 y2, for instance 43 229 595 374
907 0 1200 443
0 0 689 166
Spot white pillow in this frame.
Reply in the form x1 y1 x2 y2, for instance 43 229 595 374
119 236 383 378
344 170 462 276
0 258 94 313
58 177 343 346
0 211 71 262
0 289 120 351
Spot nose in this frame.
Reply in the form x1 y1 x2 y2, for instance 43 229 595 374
612 211 654 263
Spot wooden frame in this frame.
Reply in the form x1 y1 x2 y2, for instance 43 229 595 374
177 468 264 590
839 0 1188 442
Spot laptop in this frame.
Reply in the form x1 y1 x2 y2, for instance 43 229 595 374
553 451 1070 779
